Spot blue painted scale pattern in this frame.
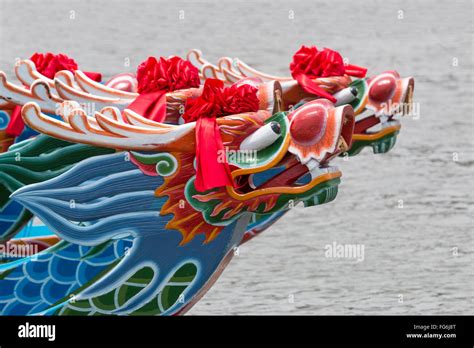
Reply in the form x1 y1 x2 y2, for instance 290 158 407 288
1 152 250 315
0 239 132 315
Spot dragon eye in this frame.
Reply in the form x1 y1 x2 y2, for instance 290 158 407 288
240 121 281 151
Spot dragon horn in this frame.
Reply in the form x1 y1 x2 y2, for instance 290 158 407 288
21 102 196 152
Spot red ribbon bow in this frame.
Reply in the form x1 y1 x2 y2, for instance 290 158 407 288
289 45 367 103
183 79 259 192
7 52 102 137
127 56 200 123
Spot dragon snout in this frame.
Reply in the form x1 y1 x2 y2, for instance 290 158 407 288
287 99 355 165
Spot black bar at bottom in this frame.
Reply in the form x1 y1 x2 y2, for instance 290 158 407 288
0 315 472 346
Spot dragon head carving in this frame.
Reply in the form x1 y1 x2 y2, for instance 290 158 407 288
20 96 354 244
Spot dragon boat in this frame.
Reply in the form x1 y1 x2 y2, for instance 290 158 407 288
0 47 414 315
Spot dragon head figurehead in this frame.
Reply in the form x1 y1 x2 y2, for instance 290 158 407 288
20 96 354 245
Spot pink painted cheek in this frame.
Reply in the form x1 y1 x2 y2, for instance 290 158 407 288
290 107 327 146
369 76 396 102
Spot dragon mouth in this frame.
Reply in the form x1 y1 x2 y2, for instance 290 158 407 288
252 152 341 191
250 122 353 190
229 161 341 205
227 157 341 211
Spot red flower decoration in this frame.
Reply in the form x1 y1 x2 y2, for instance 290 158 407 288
128 56 200 123
183 79 259 123
6 52 101 137
290 45 367 79
136 56 200 94
181 79 259 192
289 45 367 102
29 52 102 82
290 46 345 79
222 83 260 115
30 53 78 79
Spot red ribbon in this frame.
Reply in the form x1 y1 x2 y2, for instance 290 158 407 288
30 53 102 82
83 71 102 82
128 56 200 122
183 79 259 192
195 117 235 191
6 106 23 137
290 45 367 103
293 73 338 102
